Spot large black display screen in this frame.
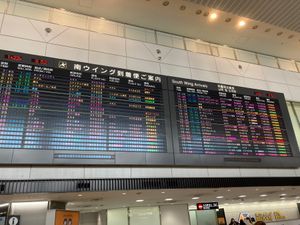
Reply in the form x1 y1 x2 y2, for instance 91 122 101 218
0 51 173 165
169 78 300 167
0 50 299 167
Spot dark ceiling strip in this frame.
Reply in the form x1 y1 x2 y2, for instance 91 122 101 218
1 177 300 195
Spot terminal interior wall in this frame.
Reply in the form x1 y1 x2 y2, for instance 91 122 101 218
0 0 299 179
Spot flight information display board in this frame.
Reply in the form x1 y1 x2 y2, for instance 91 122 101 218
0 50 173 165
169 78 300 167
0 50 299 167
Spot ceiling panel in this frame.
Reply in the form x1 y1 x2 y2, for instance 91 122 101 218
185 0 300 32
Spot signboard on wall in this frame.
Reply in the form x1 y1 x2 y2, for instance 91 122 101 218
0 49 299 167
55 210 79 225
255 211 286 222
197 202 219 210
7 216 20 225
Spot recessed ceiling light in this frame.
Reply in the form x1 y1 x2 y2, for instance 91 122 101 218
196 9 202 15
280 193 287 196
255 188 259 191
161 191 166 194
260 194 268 197
203 12 209 17
78 194 83 197
277 32 283 36
162 1 169 6
238 20 246 27
192 197 200 200
239 202 244 204
136 199 144 202
225 18 231 23
180 5 186 10
210 13 218 20
227 189 231 192
165 198 173 201
280 197 286 200
216 196 224 199
122 192 127 195
238 195 247 198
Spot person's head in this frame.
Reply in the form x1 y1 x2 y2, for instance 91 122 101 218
254 221 266 225
231 218 235 222
251 218 256 223
240 219 244 223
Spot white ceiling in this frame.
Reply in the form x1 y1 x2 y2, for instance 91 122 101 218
1 186 300 212
185 0 300 32
21 0 300 61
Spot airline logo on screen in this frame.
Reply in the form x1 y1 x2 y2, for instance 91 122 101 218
197 202 219 210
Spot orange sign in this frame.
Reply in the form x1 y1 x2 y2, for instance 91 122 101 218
55 210 79 225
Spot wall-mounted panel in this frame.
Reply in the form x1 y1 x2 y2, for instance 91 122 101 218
0 49 299 168
168 77 300 168
0 49 173 166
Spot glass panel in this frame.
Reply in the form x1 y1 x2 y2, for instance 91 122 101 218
189 211 197 225
129 207 160 225
287 102 300 149
195 210 218 225
107 208 128 225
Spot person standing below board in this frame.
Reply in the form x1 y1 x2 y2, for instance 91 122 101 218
229 218 239 225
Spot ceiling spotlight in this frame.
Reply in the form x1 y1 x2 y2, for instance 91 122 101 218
277 32 283 36
165 198 173 201
238 20 246 27
78 194 83 197
238 195 247 198
136 199 144 202
225 18 231 23
192 197 200 200
161 191 166 194
227 189 231 192
280 193 287 196
122 192 127 195
216 196 224 199
162 1 169 6
203 12 209 17
210 13 218 20
196 9 202 15
260 194 268 197
180 5 186 10
280 197 286 200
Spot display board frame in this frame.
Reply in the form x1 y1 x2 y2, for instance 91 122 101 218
0 50 174 165
168 77 300 168
0 49 299 167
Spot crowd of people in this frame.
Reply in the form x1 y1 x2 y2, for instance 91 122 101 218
229 217 266 225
